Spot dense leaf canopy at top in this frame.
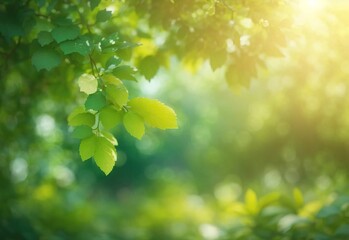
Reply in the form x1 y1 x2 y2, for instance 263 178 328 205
0 0 291 84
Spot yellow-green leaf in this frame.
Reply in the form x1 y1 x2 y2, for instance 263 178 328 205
103 74 123 86
78 73 98 94
245 189 258 215
68 106 85 123
72 125 93 139
123 111 145 140
293 188 304 209
94 136 117 175
105 83 128 109
68 112 95 127
128 97 177 129
99 106 122 130
79 135 97 161
101 130 118 146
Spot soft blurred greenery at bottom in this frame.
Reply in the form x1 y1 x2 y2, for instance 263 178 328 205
1 57 349 239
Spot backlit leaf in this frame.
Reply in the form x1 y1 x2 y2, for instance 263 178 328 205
68 106 85 123
99 106 122 130
128 98 177 129
79 134 97 161
94 136 116 175
78 74 98 94
138 55 159 80
209 49 227 71
245 189 258 215
101 130 118 146
112 65 137 81
105 83 128 109
68 112 95 127
103 74 123 86
123 111 145 139
293 188 304 209
72 125 93 139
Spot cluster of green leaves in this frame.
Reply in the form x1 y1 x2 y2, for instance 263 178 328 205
124 0 292 90
68 71 177 174
218 189 349 240
0 0 178 174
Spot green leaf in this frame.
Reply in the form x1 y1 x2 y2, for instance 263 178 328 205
103 74 123 85
105 83 128 109
100 33 120 49
32 49 61 71
51 25 80 43
123 111 145 140
335 224 349 236
72 125 93 139
106 56 122 70
68 106 85 123
52 16 73 26
209 49 227 71
78 74 98 94
96 10 112 23
89 0 101 10
99 106 122 130
37 31 53 46
101 130 118 146
138 55 159 80
94 136 116 175
85 91 106 111
112 65 137 81
79 135 97 161
317 205 341 218
59 38 90 56
128 98 178 129
245 189 258 215
68 112 95 127
293 188 304 209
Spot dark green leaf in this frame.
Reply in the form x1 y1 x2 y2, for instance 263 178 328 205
106 56 122 70
96 10 112 23
32 48 61 71
317 205 341 218
335 224 349 236
59 38 91 56
89 0 101 10
52 25 80 43
85 91 106 111
37 31 53 46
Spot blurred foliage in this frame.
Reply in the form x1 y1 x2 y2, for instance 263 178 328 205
1 0 349 239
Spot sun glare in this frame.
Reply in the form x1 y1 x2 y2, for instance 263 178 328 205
303 0 325 12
